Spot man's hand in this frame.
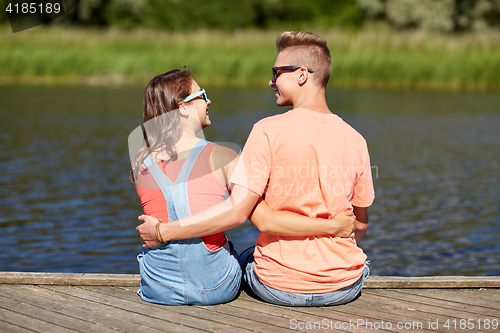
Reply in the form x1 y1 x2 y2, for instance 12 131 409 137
331 210 357 238
136 215 161 248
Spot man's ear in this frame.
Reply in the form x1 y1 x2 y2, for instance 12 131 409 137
298 67 309 86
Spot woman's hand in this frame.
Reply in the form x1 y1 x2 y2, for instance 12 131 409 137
331 210 357 238
136 214 161 248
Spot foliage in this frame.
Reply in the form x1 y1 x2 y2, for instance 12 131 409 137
0 0 364 31
355 0 500 32
2 0 499 32
252 0 365 30
0 0 9 25
140 0 257 30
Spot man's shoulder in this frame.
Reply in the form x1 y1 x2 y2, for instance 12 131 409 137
337 117 365 136
253 109 313 132
254 111 290 127
252 109 368 145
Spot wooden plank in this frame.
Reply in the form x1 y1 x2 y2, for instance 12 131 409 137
87 286 296 333
0 319 37 333
403 289 500 311
387 289 500 317
0 294 114 333
233 294 384 333
1 285 192 333
1 272 499 289
326 296 445 333
280 307 395 333
200 301 308 333
0 307 79 333
45 285 251 333
236 292 396 333
365 290 500 324
365 276 500 289
453 289 500 303
310 297 437 333
361 291 498 333
0 272 140 286
232 294 333 323
353 292 476 333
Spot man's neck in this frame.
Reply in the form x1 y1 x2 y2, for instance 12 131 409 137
292 87 331 114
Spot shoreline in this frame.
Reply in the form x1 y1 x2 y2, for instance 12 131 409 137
1 75 499 91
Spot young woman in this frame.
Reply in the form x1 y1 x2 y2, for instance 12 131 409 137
130 69 356 305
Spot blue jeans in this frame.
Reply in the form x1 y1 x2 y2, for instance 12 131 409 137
138 239 241 305
239 246 370 307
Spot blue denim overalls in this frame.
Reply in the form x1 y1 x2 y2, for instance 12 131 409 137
137 139 241 305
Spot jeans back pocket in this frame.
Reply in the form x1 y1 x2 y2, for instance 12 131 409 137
139 267 173 305
200 271 241 305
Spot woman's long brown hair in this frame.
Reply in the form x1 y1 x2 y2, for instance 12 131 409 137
130 69 193 184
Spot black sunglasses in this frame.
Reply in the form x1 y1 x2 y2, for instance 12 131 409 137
272 66 314 81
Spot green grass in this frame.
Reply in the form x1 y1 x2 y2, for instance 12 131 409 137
1 26 499 89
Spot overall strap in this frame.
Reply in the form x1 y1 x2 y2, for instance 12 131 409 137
143 139 209 222
144 155 178 221
165 140 208 220
175 139 209 184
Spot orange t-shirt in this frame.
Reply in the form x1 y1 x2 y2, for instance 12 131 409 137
230 108 375 293
137 144 226 251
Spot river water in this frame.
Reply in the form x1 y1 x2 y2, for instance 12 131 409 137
0 85 498 276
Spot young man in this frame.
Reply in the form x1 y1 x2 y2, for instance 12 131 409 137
137 31 374 306
232 31 374 306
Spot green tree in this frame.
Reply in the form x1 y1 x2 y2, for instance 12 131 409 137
141 0 256 30
253 0 365 29
1 1 8 26
355 0 500 32
103 0 148 29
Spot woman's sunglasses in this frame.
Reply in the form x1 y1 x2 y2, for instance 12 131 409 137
181 89 208 103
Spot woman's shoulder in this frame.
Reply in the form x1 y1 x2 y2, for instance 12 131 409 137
208 142 240 171
208 142 239 157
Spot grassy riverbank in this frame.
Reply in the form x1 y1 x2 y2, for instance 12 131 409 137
1 26 499 89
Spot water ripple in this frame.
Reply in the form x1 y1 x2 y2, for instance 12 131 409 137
0 85 499 276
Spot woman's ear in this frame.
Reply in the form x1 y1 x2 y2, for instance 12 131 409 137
178 102 190 118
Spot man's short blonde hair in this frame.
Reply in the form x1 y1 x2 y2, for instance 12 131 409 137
276 31 331 87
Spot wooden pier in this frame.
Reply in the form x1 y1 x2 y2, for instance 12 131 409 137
0 273 499 332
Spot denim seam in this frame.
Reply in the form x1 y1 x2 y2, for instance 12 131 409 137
323 277 362 305
313 281 356 301
179 243 188 302
141 269 174 289
200 273 234 294
323 291 352 306
313 291 342 301
253 271 309 302
249 268 296 306
271 289 309 301
200 273 238 306
140 268 174 304
260 285 296 306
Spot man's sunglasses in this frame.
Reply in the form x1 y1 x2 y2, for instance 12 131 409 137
272 66 314 81
181 89 208 103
